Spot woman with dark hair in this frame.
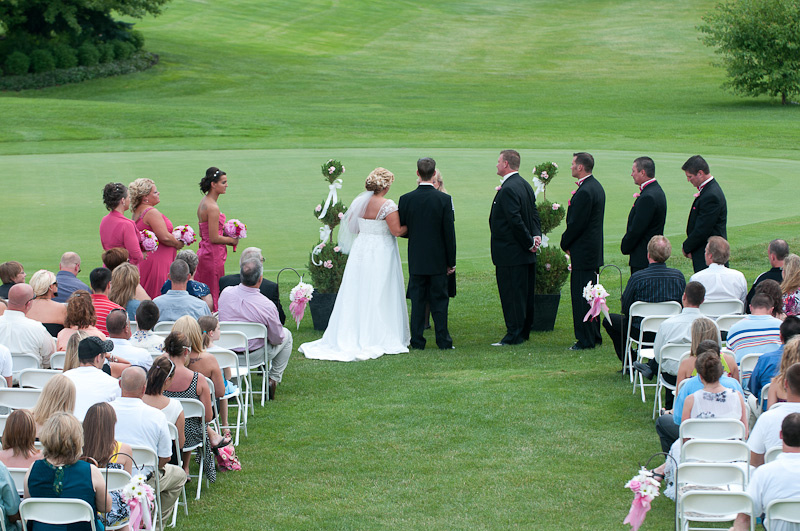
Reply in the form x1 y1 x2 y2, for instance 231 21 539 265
0 410 42 468
100 182 144 266
82 402 132 530
56 290 107 351
194 167 238 310
142 355 186 462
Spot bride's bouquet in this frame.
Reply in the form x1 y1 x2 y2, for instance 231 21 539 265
289 281 314 329
172 225 196 245
139 229 159 253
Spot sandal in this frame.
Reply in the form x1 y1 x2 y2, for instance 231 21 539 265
211 435 232 451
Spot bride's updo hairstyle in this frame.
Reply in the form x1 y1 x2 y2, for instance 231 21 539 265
102 182 128 211
128 178 156 211
365 167 394 193
200 167 226 194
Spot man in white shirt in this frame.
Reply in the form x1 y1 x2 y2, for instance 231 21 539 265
64 336 121 420
732 412 800 530
111 367 186 527
748 362 800 467
106 308 152 370
0 284 56 368
0 344 12 387
689 236 747 308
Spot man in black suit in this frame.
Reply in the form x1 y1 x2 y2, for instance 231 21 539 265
489 149 542 346
560 152 605 350
681 155 727 273
399 157 456 350
745 239 788 310
620 156 667 274
219 246 286 325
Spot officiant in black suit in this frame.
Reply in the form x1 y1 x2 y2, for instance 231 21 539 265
489 149 541 346
560 152 605 351
620 156 667 274
399 157 456 350
681 155 727 273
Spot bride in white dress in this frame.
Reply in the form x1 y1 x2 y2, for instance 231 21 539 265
299 167 411 361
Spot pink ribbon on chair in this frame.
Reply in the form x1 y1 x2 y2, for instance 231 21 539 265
289 298 310 330
622 493 653 531
583 295 609 322
128 495 153 531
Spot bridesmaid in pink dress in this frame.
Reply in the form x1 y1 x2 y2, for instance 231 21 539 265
194 167 238 311
99 182 144 266
129 178 185 298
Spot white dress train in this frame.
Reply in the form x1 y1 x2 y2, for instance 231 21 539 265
299 200 411 361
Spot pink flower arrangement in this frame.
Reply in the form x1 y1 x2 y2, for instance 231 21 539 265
622 468 660 530
545 263 551 271
122 473 156 531
495 186 501 191
139 230 159 252
324 260 333 269
338 212 344 220
172 225 196 245
334 246 341 252
289 281 314 329
224 219 247 239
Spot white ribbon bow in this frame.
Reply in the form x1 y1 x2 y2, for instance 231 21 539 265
531 177 545 198
318 179 343 219
310 225 332 266
539 234 550 248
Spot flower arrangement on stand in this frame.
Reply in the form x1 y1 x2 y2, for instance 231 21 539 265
306 159 349 330
622 467 660 530
121 473 156 530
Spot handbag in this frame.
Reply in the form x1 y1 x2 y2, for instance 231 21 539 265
214 443 241 471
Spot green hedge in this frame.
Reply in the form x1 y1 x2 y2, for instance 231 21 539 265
0 52 159 91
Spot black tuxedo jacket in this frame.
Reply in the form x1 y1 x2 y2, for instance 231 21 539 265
682 178 727 260
620 180 667 270
399 185 456 276
489 173 541 267
560 175 605 269
219 274 286 325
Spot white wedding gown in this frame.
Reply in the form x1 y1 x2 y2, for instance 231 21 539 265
299 200 411 361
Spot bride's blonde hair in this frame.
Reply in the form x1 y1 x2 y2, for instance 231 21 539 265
365 167 394 192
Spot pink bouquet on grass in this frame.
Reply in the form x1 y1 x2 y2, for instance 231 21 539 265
139 230 159 253
172 225 196 245
122 473 156 530
224 219 247 251
289 281 314 330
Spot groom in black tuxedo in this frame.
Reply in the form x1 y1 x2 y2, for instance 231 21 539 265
489 149 542 346
399 158 457 350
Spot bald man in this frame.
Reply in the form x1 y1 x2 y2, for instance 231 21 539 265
0 283 56 368
54 252 89 303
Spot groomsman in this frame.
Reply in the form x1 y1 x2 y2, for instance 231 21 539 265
489 149 542 346
681 155 727 273
620 156 666 274
561 152 605 350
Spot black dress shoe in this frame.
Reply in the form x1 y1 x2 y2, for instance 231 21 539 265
567 342 593 351
632 361 654 380
268 379 277 401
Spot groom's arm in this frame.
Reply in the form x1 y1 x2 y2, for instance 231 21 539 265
398 195 410 239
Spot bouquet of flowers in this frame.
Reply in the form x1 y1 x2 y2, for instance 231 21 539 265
172 225 196 245
582 281 610 322
289 281 314 329
622 467 660 531
122 473 156 530
223 219 247 251
139 230 159 253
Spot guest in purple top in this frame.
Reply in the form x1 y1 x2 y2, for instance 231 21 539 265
99 182 144 266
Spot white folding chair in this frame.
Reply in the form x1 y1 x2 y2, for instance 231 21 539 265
765 498 800 530
19 498 98 531
8 467 27 496
100 468 132 531
0 505 5 531
765 445 783 463
0 414 8 439
759 382 771 412
10 352 41 383
167 422 188 528
219 322 270 406
699 298 744 319
177 398 207 500
678 491 754 531
633 315 673 401
17 368 60 389
716 314 747 345
679 418 747 441
153 321 175 332
653 345 691 418
129 321 139 334
0 388 42 410
214 331 254 418
130 445 162 531
49 352 66 371
208 347 246 445
624 301 682 383
680 439 751 484
738 352 762 396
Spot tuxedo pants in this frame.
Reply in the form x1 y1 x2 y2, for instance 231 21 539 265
570 268 601 348
408 273 452 349
495 263 536 344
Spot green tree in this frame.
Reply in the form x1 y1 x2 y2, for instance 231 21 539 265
699 0 800 105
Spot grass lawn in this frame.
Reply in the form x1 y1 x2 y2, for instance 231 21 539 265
1 0 799 528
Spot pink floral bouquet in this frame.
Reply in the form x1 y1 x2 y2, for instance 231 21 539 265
172 225 196 245
622 467 660 530
289 281 314 329
582 282 610 322
224 219 247 251
139 230 159 253
122 473 156 530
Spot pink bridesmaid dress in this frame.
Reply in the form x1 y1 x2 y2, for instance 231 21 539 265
99 210 144 265
194 212 227 311
135 207 177 299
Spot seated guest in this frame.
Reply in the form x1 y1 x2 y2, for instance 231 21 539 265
53 252 89 303
109 262 150 320
726 293 782 363
0 284 56 369
766 337 800 410
0 261 25 299
129 300 164 356
0 299 5 316
0 461 20 530
31 374 76 436
749 317 800 411
0 410 42 468
675 325 737 389
749 362 800 467
106 308 153 370
110 367 187 527
757 279 787 320
782 253 800 317
24 412 111 530
62 330 89 372
63 336 121 421
26 269 67 337
101 247 130 272
745 239 788 310
731 413 800 531
219 247 286 325
89 267 124 335
689 236 747 310
142 356 186 460
219 256 293 400
602 235 686 363
153 260 210 322
161 249 213 312
56 290 107 351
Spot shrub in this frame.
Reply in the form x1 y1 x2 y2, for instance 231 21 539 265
52 44 78 69
112 40 135 61
535 246 570 295
30 49 56 73
4 51 30 76
129 30 145 50
98 43 115 64
78 43 100 66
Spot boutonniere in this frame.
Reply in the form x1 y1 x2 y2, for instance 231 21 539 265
693 191 700 198
495 186 501 191
633 192 640 199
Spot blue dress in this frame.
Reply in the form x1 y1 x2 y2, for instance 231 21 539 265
27 459 104 531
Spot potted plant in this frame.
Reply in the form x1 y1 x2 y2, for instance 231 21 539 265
532 161 569 331
306 159 349 330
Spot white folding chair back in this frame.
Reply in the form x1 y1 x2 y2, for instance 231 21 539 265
680 439 751 484
759 382 771 412
624 301 682 382
633 315 673 402
700 298 745 318
676 462 747 492
0 505 5 531
716 313 746 338
214 331 254 417
652 344 691 418
129 321 138 333
0 388 42 410
208 347 246 445
177 398 207 500
18 368 61 389
11 352 41 383
8 467 27 496
678 491 754 531
738 352 762 393
153 321 175 332
19 498 97 531
0 378 6 389
129 445 161 530
679 418 747 441
0 414 7 437
100 468 132 530
219 321 270 406
49 352 66 371
766 498 800 529
765 445 784 463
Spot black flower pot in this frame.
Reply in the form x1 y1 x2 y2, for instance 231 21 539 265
309 291 337 331
532 293 561 332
